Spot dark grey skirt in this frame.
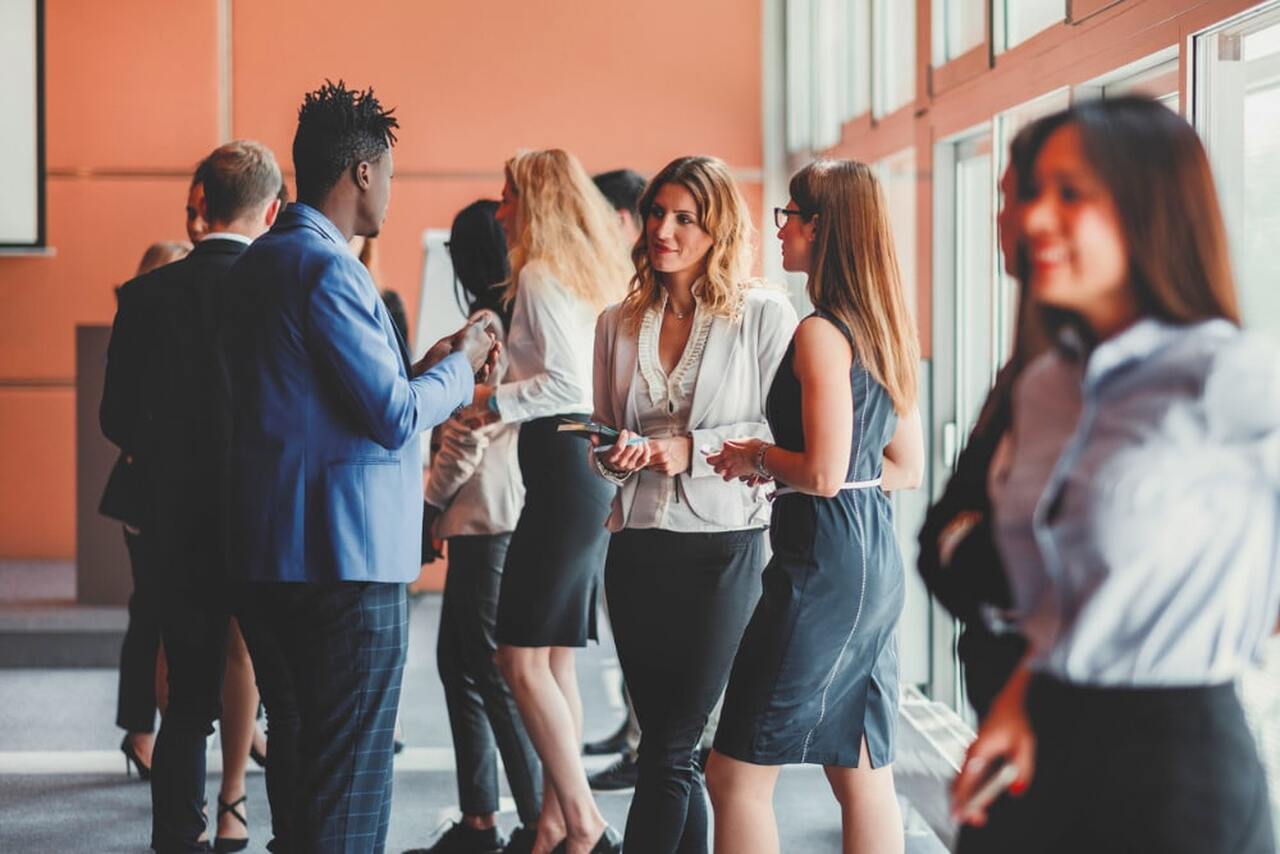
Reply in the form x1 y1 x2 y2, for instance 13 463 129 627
957 676 1275 854
495 415 613 648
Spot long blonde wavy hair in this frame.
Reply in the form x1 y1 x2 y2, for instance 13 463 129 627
620 155 756 330
503 149 631 310
790 160 919 413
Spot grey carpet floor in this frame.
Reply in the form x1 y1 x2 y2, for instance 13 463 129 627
0 595 945 853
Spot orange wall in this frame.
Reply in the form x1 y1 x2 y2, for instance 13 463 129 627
0 0 763 558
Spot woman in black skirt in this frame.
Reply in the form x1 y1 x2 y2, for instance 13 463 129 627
590 155 797 854
466 149 631 854
706 161 924 854
951 97 1278 854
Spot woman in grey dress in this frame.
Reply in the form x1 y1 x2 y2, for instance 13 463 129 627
706 160 924 854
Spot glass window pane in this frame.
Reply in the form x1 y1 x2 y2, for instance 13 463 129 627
1196 7 1280 342
955 140 995 432
996 0 1064 52
875 149 927 691
933 0 985 66
785 1 812 153
848 0 871 117
877 150 917 323
874 0 916 116
1196 8 1280 839
1094 49 1180 106
811 0 845 149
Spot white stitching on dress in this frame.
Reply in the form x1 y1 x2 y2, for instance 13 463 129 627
800 365 871 763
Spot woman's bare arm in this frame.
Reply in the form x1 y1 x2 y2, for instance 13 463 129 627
881 406 924 491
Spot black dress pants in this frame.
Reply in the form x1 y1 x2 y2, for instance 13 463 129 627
117 528 162 733
957 676 1275 854
241 581 408 854
237 599 300 853
438 534 542 825
605 528 765 854
149 584 230 853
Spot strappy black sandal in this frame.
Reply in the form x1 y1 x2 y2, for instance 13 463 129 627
214 795 249 853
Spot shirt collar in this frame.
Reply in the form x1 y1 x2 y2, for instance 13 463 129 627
1082 316 1233 390
286 202 348 246
200 231 253 246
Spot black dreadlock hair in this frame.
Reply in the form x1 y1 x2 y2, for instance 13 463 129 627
292 79 399 203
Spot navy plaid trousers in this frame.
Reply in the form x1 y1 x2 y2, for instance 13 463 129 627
244 581 407 854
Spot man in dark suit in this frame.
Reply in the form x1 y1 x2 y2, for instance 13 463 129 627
101 139 285 853
221 81 491 854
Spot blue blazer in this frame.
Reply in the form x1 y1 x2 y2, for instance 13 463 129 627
221 203 474 583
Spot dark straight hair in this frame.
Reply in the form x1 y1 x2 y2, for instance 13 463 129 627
449 199 511 328
1028 96 1240 327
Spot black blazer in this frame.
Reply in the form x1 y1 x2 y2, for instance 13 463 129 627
100 238 248 582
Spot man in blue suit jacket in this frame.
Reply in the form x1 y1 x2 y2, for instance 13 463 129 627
222 81 489 854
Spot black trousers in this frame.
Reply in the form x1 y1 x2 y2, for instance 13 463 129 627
438 534 542 825
117 528 162 733
149 584 231 853
958 676 1275 854
605 528 765 854
237 599 300 853
241 581 407 854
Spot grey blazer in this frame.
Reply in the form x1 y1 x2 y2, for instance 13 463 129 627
592 286 798 532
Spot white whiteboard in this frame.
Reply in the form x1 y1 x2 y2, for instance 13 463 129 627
413 228 468 359
0 0 41 246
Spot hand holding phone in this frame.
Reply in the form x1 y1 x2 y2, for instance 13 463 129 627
953 760 1019 824
950 670 1036 827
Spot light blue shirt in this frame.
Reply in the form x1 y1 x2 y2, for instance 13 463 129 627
992 318 1280 686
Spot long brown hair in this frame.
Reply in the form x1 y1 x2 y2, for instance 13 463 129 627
790 160 919 413
621 156 756 329
503 149 631 310
1033 96 1239 326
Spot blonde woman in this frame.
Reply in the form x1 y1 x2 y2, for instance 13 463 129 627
468 149 630 854
590 156 797 854
706 160 924 854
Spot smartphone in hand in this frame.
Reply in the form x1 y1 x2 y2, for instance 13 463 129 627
955 761 1020 822
555 420 622 442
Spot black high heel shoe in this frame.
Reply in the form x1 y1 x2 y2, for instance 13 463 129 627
214 795 249 853
120 734 151 781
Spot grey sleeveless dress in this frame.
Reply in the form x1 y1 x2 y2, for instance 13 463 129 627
713 310 904 768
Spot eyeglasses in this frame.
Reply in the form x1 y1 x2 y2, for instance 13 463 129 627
773 207 804 229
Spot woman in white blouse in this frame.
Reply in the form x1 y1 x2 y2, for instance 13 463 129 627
952 97 1280 853
467 149 631 854
591 155 797 854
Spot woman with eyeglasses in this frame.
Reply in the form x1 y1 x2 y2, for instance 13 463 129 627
706 161 924 854
589 155 797 854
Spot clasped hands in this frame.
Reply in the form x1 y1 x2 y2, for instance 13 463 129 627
591 429 692 477
415 317 501 383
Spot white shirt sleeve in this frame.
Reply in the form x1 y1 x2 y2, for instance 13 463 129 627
493 265 594 423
